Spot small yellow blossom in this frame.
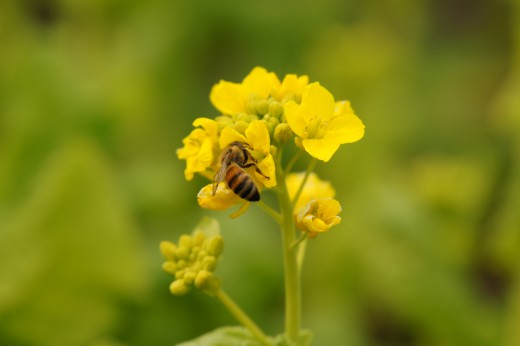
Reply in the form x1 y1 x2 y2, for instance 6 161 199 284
219 120 276 188
284 83 365 162
286 172 336 212
177 117 219 180
271 73 309 102
295 198 342 238
210 67 277 115
197 183 243 210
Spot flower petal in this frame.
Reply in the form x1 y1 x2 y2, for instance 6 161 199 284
284 100 306 138
197 183 243 210
210 81 246 115
300 83 335 122
245 120 270 154
219 127 247 149
256 154 276 188
302 138 340 162
326 102 365 143
242 67 275 100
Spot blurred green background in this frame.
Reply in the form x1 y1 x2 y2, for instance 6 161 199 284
1 0 520 345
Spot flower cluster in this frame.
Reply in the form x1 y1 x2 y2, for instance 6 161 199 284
167 67 365 345
177 66 364 238
160 230 224 296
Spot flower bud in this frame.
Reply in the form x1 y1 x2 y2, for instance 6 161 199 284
202 256 217 271
175 269 185 279
162 261 177 275
176 247 189 260
159 241 177 261
193 231 206 246
269 101 283 118
183 270 197 285
195 270 221 296
207 235 224 257
233 120 249 134
170 279 190 296
256 100 270 115
179 235 194 251
274 123 293 144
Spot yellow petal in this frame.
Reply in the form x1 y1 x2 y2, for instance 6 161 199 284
286 172 335 211
242 67 275 100
193 117 218 138
210 81 246 115
326 102 365 143
278 74 309 98
197 183 243 210
256 154 276 188
302 138 340 162
245 120 270 154
219 127 247 149
284 100 306 138
300 83 335 122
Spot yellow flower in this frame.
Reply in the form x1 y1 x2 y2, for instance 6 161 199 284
177 118 219 180
210 67 278 115
295 198 342 238
197 183 243 211
286 172 335 212
284 83 365 162
271 73 309 101
219 120 277 188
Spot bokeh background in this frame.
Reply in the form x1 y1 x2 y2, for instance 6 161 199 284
1 0 520 345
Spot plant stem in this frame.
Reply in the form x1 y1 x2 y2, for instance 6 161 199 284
257 200 282 223
215 289 272 346
291 158 317 207
276 149 301 343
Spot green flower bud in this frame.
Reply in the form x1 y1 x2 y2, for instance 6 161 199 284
176 260 187 269
195 270 221 296
197 249 208 261
269 101 283 118
176 247 189 260
184 270 197 285
256 100 270 115
202 256 217 271
207 235 224 257
193 231 206 246
170 279 190 296
162 261 177 275
233 121 248 134
175 269 185 279
179 235 194 250
274 123 293 144
159 241 177 261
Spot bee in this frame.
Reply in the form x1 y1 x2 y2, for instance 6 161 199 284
213 141 269 202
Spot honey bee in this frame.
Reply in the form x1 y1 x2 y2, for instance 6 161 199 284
213 141 269 202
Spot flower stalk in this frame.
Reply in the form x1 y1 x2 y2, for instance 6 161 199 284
276 149 301 343
216 289 272 346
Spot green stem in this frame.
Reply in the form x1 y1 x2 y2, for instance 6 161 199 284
257 200 282 223
276 149 301 343
291 158 318 208
285 149 303 175
216 289 272 346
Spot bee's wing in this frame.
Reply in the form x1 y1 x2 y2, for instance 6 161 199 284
212 161 228 196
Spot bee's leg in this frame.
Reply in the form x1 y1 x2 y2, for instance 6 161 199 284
243 162 269 179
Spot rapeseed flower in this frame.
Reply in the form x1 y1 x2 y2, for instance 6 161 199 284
295 198 342 238
284 83 365 162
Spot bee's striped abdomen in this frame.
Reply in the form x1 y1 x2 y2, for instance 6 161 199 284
226 165 260 201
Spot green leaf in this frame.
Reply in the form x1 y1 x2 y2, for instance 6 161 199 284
192 217 221 238
176 326 265 346
176 327 313 346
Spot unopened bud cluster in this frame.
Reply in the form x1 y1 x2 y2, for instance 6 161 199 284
215 94 296 139
160 231 224 296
